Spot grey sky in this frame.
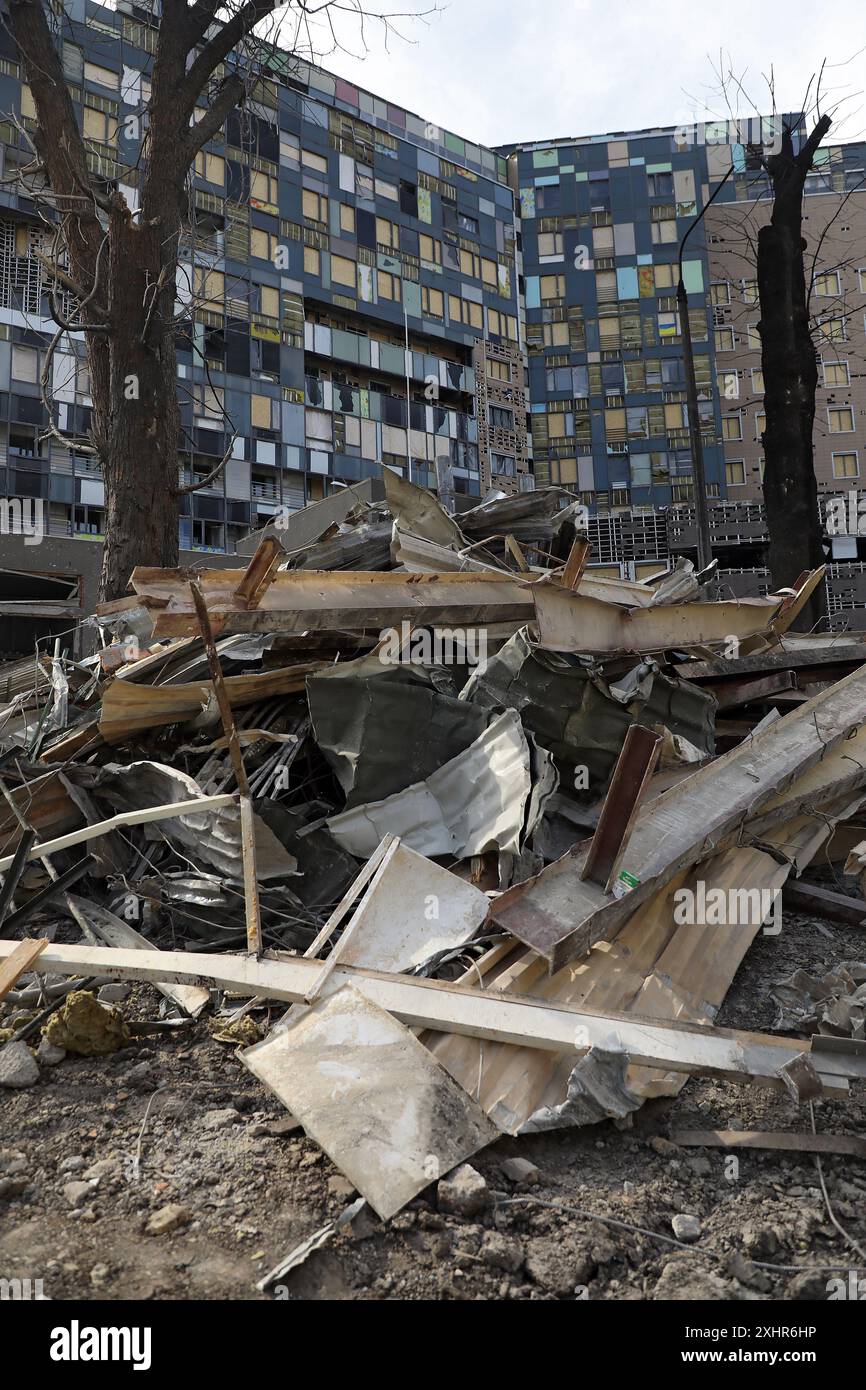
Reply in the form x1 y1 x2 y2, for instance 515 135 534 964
312 0 866 151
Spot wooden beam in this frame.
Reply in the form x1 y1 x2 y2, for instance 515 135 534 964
233 535 284 610
581 725 661 892
0 938 862 1095
671 1128 866 1160
783 880 866 927
0 937 48 1001
560 535 591 592
128 568 536 639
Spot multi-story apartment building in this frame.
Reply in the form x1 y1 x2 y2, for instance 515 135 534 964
506 121 866 606
0 0 526 574
2 4 866 620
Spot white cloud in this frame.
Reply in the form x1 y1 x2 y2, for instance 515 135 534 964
313 0 866 150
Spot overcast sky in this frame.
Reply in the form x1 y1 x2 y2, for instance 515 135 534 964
307 0 866 151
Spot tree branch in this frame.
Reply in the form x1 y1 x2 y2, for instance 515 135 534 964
185 73 247 157
183 0 280 102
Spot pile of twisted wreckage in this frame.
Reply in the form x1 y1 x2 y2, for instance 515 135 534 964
2 470 866 1248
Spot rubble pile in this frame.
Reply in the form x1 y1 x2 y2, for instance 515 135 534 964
2 472 866 1260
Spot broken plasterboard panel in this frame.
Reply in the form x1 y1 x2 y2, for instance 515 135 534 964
320 841 490 975
242 984 497 1220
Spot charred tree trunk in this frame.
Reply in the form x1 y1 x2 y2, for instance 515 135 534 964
759 117 832 630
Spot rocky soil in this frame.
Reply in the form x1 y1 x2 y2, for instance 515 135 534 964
1 899 865 1302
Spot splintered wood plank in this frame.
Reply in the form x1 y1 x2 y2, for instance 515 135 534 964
491 663 866 971
242 985 497 1219
0 937 48 1001
233 536 284 609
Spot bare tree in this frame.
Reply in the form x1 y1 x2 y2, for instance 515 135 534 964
5 0 423 598
705 57 866 628
758 110 832 625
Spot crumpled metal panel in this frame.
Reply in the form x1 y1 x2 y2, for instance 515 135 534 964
64 760 298 883
326 708 547 859
308 668 489 809
462 628 715 795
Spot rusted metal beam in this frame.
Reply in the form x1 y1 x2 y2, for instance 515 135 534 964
581 724 662 893
707 669 798 710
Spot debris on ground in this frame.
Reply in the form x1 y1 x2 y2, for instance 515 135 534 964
2 475 866 1299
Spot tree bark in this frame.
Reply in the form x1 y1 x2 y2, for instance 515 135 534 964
759 117 832 629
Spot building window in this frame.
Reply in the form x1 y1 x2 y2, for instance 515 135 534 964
377 269 401 302
301 149 327 174
817 317 847 343
303 246 320 276
647 171 674 197
490 406 514 430
487 358 510 382
537 230 563 257
858 268 866 294
540 273 566 304
823 360 850 387
741 279 759 303
746 323 761 350
83 106 117 143
750 369 764 394
829 406 855 433
715 327 735 352
195 151 224 186
419 234 441 265
84 60 119 90
11 345 38 383
722 414 743 441
421 285 443 318
814 270 841 296
302 189 328 225
726 460 746 486
250 228 278 261
331 254 356 288
832 451 859 479
710 282 730 306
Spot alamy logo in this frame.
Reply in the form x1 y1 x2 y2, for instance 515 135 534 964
673 883 781 934
826 490 866 536
378 620 487 668
49 1321 152 1371
0 1276 46 1299
826 1271 866 1299
0 497 44 546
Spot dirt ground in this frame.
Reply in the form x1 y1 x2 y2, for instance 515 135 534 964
1 897 865 1303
